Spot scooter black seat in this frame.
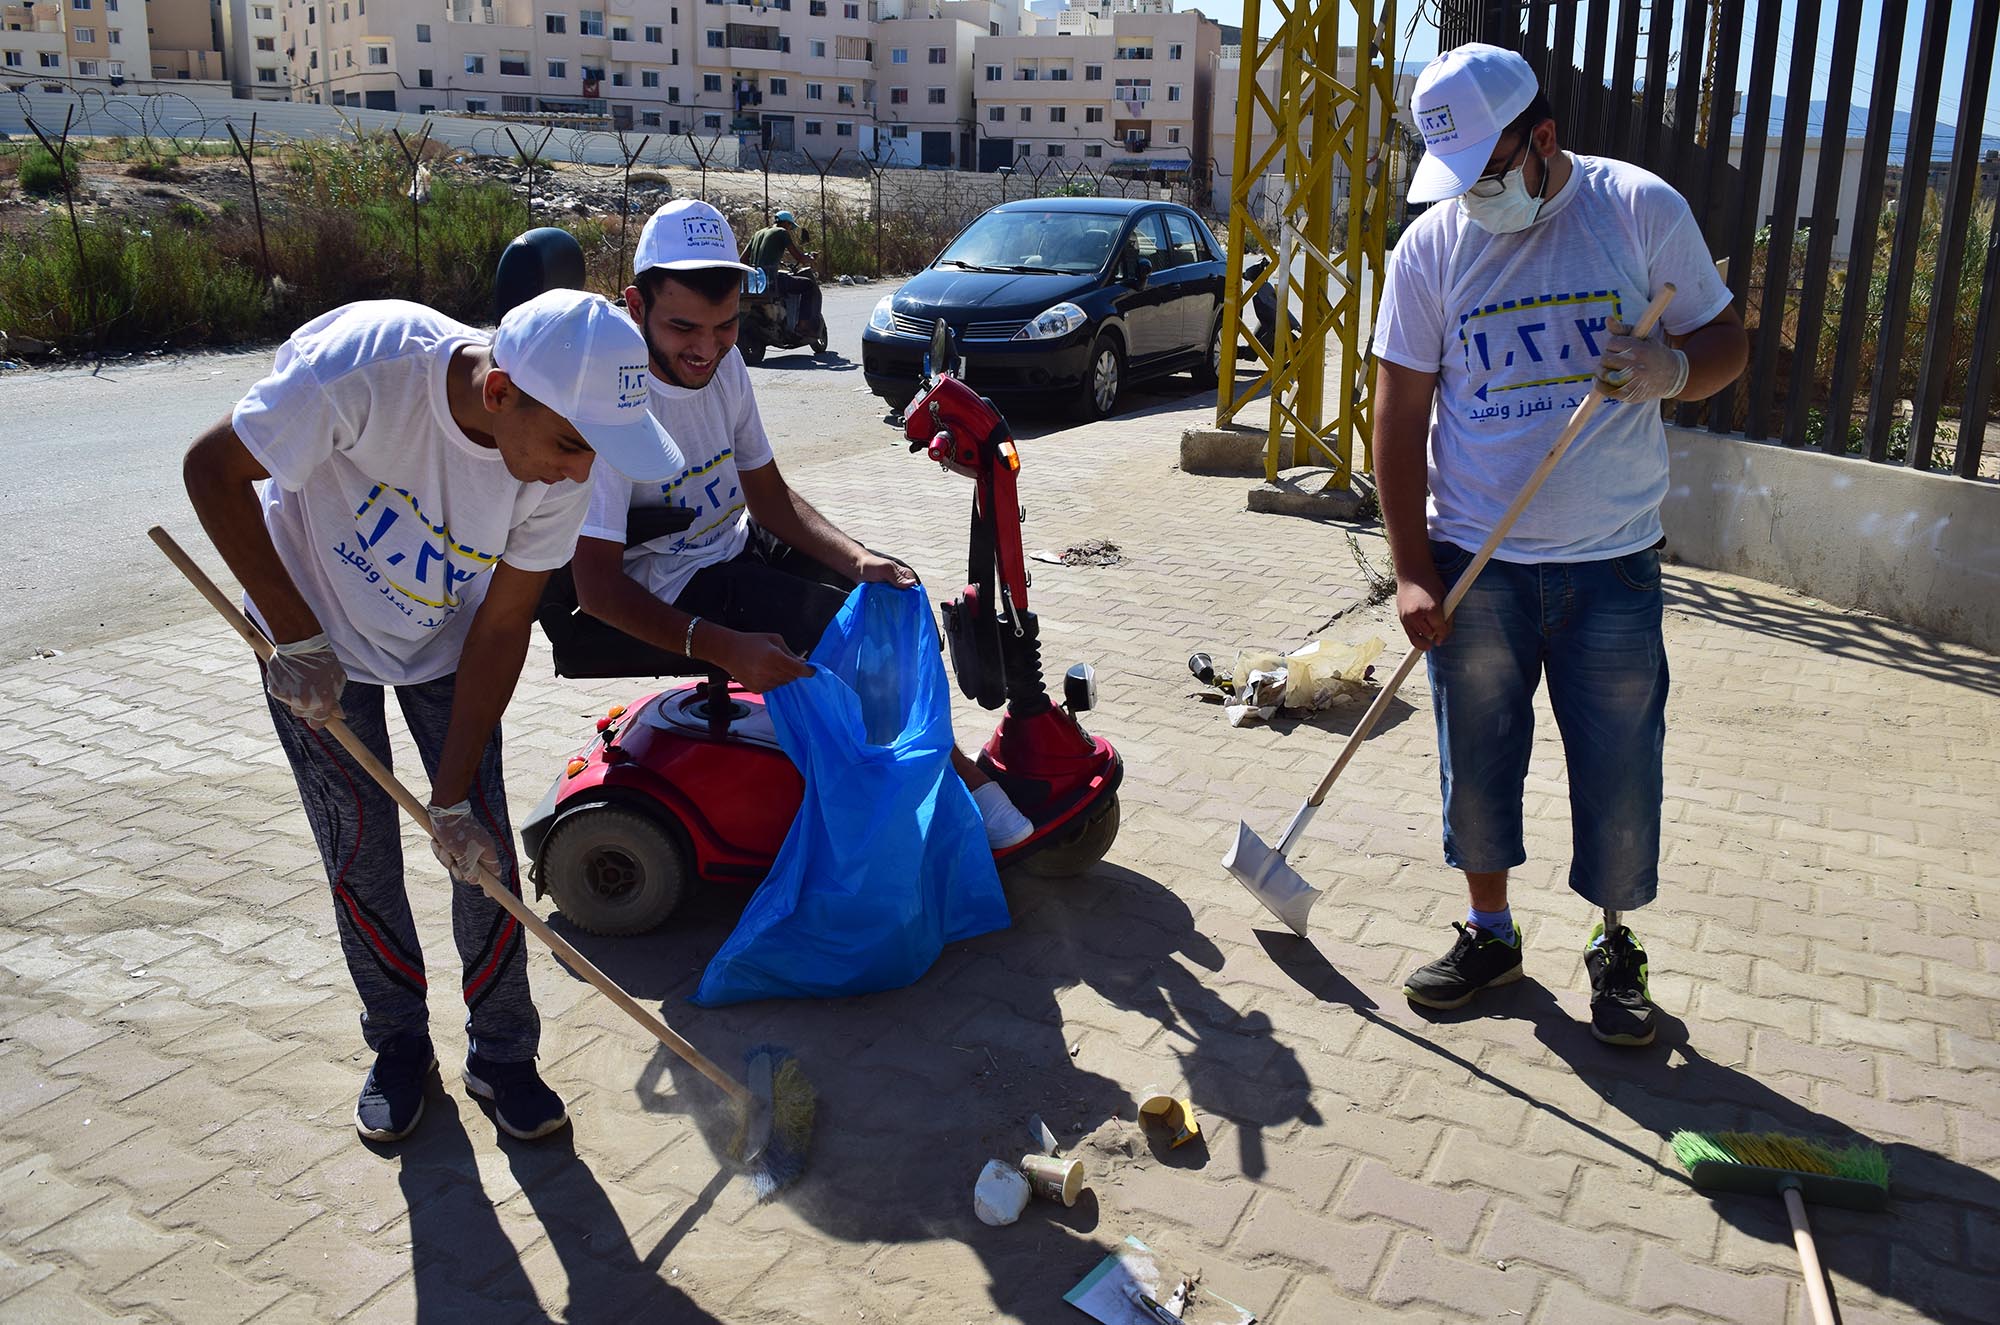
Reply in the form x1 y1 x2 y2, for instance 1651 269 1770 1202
537 507 720 682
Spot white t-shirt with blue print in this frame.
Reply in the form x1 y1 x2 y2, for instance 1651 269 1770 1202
580 346 774 604
1371 153 1733 563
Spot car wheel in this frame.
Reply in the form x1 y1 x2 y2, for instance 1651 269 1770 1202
739 337 767 366
1073 332 1123 422
1192 313 1222 388
540 805 689 937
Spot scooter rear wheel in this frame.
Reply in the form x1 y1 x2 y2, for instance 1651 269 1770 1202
1021 793 1119 877
540 805 689 936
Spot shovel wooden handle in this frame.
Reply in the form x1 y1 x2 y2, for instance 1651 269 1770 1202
148 526 753 1109
1296 284 1678 819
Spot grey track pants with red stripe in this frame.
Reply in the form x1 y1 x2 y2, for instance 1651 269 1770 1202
265 669 540 1063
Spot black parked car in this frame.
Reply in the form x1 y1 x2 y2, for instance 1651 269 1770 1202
862 197 1227 420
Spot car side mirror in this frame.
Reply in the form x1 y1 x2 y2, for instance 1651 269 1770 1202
1124 257 1152 289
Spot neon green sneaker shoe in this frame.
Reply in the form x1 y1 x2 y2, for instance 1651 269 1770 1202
1586 923 1655 1046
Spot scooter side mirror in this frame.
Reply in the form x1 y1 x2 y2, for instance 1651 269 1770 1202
925 317 959 379
1064 662 1097 713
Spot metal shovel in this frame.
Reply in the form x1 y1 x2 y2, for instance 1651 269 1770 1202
1225 284 1679 932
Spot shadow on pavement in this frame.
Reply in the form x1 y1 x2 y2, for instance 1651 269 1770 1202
749 352 858 375
1664 573 1999 698
1259 933 1996 1324
550 856 1321 1316
387 1078 723 1324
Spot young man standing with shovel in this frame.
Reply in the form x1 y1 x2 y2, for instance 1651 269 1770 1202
183 290 680 1140
1372 46 1747 1043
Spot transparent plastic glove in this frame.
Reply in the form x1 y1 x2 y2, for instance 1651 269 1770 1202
428 800 500 889
266 632 346 729
1597 317 1689 403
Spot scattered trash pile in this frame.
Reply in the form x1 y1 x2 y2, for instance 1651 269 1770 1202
1189 636 1385 727
1031 539 1125 568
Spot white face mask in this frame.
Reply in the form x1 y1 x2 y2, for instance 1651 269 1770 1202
1458 157 1549 234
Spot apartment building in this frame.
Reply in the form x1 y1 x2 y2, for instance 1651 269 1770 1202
1212 41 1413 212
970 0 1219 181
219 0 288 97
147 0 226 84
1 2 69 82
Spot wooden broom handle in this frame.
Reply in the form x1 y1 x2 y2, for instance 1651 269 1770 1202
1303 284 1677 809
1783 1186 1837 1325
148 526 753 1108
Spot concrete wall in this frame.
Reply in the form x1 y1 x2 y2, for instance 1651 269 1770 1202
1661 426 2000 652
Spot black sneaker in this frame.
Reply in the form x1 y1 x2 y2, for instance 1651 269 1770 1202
464 1054 570 1141
1403 921 1525 1010
1586 923 1656 1046
355 1035 435 1142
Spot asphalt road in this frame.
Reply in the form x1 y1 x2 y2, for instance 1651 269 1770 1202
2 281 1200 655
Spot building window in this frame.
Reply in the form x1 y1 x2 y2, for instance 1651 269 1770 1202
1085 106 1103 123
547 59 565 77
641 70 658 87
612 23 629 41
499 95 530 112
611 71 627 85
805 119 822 135
578 9 603 36
836 120 852 135
1048 106 1064 122
805 81 821 99
74 26 93 41
703 73 721 91
1084 143 1101 158
1168 43 1182 59
706 30 722 47
107 58 121 74
843 2 858 16
71 0 89 9
987 105 1004 122
580 63 603 80
1115 45 1151 60
1046 143 1062 156
3 52 21 68
465 98 487 112
107 28 121 44
367 44 387 65
1167 127 1181 143
704 112 721 129
345 48 353 66
642 110 661 125
645 25 662 42
545 13 566 33
926 86 944 104
927 46 945 63
464 55 483 74
769 76 785 94
1167 83 1181 101
415 22 429 41
669 86 681 101
306 6 313 23
418 67 432 87
809 39 825 57
500 50 528 75
809 0 824 11
891 47 906 63
1047 65 1067 80
984 64 1000 81
889 87 907 104
1017 105 1030 121
891 124 907 138
253 3 273 17
837 83 853 103
1084 63 1101 80
39 51 59 66
76 58 97 74
309 51 317 68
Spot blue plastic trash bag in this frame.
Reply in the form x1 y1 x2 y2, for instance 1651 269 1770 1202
693 582 1010 1006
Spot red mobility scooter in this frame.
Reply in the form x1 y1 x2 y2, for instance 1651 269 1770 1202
518 298 1122 936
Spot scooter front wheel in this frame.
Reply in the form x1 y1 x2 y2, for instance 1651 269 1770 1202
540 805 689 936
740 337 768 366
811 319 829 355
1021 793 1119 877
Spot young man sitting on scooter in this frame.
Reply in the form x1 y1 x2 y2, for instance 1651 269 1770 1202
573 199 1035 850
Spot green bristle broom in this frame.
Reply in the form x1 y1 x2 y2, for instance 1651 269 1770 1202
1671 1130 1889 1325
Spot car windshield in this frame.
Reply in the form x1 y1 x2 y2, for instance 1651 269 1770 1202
937 210 1122 276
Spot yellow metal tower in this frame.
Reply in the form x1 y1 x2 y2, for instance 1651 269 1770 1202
1217 0 1398 488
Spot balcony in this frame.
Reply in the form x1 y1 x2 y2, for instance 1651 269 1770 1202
724 44 787 71
609 38 649 62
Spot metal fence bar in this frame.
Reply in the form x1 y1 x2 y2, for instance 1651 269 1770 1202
1955 218 2000 478
1675 0 1741 429
1821 11 1911 457
1667 0 1706 194
1863 0 1953 461
1579 0 1612 150
1609 0 1644 161
1709 0 1784 433
1909 0 2000 471
1638 0 1675 168
1782 0 1869 455
1745 0 1822 441
1551 0 1580 133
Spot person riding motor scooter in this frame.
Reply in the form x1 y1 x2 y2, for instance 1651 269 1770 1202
571 199 1036 850
744 209 824 341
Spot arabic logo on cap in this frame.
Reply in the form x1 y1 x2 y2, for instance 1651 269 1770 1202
1419 104 1457 146
682 217 725 247
617 364 649 410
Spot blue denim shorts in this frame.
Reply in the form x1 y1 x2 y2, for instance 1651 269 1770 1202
1425 538 1669 910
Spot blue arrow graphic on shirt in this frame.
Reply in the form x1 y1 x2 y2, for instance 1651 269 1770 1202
1475 383 1488 402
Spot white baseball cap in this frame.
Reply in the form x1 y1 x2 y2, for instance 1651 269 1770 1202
490 288 682 483
1407 43 1541 204
633 198 753 275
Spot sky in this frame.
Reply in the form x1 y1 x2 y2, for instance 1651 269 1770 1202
1174 0 1999 137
